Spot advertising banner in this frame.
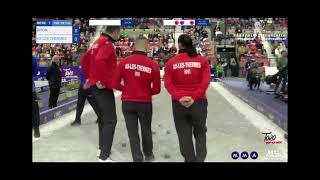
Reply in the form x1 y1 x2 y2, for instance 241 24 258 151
33 66 80 83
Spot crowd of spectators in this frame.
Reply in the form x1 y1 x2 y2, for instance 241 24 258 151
184 26 212 58
256 18 288 32
226 18 255 32
114 29 177 69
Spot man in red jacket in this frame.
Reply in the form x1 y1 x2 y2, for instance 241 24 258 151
164 34 210 162
81 26 120 162
112 37 161 162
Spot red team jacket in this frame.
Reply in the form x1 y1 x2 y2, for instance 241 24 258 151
81 35 117 89
164 52 211 101
112 51 161 102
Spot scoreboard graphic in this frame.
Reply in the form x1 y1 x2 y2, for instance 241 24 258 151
88 19 210 26
35 20 80 44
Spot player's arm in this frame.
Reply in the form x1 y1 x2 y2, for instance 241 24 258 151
151 62 161 95
112 61 124 91
164 61 182 100
94 43 114 86
190 59 211 100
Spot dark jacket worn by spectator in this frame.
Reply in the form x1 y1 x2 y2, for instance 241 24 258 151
46 62 62 88
32 57 40 137
32 57 38 92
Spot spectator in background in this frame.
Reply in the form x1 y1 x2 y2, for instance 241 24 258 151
170 45 177 54
32 46 36 53
216 63 224 78
238 44 246 57
200 30 208 40
247 41 255 49
248 60 257 90
235 25 242 34
255 37 263 50
72 49 77 61
46 55 62 109
116 46 122 57
245 58 254 84
210 63 216 81
230 57 238 77
249 62 264 91
66 51 72 66
32 57 40 138
215 30 223 45
221 59 229 77
163 43 170 55
50 47 55 57
275 50 288 91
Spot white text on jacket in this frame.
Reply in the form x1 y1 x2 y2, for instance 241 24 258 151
125 64 152 74
173 62 201 70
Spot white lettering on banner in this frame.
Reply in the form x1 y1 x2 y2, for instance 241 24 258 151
173 62 201 70
125 64 152 74
64 68 74 76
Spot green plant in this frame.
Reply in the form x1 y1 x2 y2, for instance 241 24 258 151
66 80 79 91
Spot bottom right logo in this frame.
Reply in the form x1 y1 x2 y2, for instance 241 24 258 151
263 150 283 161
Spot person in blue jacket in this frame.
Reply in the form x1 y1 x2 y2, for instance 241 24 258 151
32 57 40 138
70 66 99 126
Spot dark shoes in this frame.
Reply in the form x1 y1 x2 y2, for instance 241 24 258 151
144 153 155 162
71 121 81 126
34 128 40 138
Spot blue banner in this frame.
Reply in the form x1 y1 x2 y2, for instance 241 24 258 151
36 20 72 26
73 26 80 44
195 19 210 26
36 20 52 26
121 19 136 26
61 66 80 81
73 26 80 34
34 66 80 82
52 20 72 26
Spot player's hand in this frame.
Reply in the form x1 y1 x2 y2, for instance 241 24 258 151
184 97 194 108
96 81 106 89
83 82 89 90
179 96 194 108
179 96 191 103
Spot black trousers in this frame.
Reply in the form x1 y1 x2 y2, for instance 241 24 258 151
172 99 208 162
49 87 60 108
74 85 99 122
122 101 153 162
249 76 260 89
91 86 117 157
32 92 40 130
253 78 261 89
